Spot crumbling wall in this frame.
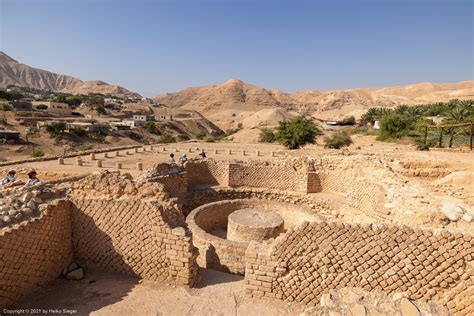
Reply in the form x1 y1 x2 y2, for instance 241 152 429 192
245 221 473 315
0 200 73 307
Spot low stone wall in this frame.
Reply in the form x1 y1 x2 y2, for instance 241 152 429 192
0 144 144 167
245 221 474 315
70 198 197 286
187 199 321 275
183 187 335 217
0 200 73 307
185 159 319 193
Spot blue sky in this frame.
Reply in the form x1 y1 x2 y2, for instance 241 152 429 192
1 0 472 96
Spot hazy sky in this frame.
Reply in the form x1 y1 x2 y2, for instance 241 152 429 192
1 0 472 96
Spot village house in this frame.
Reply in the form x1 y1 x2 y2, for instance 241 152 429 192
31 101 72 116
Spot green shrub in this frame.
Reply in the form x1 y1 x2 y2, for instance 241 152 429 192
0 117 7 125
95 104 106 115
44 122 66 138
259 128 276 143
324 131 353 149
35 104 48 110
178 134 190 141
377 113 412 140
275 115 322 149
196 132 207 140
69 126 86 136
31 149 45 157
158 133 176 143
65 95 83 106
339 116 356 126
78 144 93 151
0 102 12 111
144 121 161 134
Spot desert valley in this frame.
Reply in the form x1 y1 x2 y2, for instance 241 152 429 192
0 29 473 316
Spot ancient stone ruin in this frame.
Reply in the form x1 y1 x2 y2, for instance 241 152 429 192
0 158 472 315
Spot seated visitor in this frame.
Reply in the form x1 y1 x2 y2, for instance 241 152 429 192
25 170 40 186
0 170 16 186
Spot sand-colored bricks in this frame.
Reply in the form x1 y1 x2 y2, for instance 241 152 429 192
227 209 283 242
244 221 474 314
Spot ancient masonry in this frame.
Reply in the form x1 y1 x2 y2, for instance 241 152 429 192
0 201 73 307
1 158 473 315
245 222 474 315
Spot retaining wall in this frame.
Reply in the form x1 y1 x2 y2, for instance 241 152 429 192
245 221 474 315
70 198 197 286
0 200 73 307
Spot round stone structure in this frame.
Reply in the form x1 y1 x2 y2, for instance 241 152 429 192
227 208 283 242
186 199 323 275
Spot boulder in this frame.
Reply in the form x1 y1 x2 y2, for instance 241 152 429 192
462 214 473 222
66 268 84 280
400 298 420 316
441 203 464 221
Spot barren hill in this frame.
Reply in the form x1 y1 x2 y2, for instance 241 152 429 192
155 79 474 121
0 52 141 98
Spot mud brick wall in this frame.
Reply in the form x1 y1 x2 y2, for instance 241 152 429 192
0 200 73 307
183 187 334 217
186 160 229 188
245 221 474 315
70 198 197 286
228 164 309 192
186 200 249 274
186 199 322 275
316 171 386 219
154 172 188 197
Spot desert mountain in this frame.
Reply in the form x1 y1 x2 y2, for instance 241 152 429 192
155 79 474 121
0 51 141 98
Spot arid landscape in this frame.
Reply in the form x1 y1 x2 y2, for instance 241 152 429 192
1 0 473 315
1 51 473 316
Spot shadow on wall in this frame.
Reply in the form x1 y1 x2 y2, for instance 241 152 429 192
14 204 139 314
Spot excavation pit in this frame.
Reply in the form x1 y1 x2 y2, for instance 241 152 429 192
227 208 283 242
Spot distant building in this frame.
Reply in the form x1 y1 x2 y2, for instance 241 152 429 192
0 129 20 141
426 116 449 125
373 120 380 130
31 101 72 116
133 114 154 122
154 114 173 121
66 122 109 133
109 121 133 131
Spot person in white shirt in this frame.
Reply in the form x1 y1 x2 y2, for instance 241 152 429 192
0 170 16 186
25 170 40 186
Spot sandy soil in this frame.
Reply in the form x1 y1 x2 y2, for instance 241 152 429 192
16 269 305 316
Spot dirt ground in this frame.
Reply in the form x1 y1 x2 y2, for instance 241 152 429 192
16 269 305 316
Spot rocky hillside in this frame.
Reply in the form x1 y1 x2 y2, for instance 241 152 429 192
0 52 141 99
155 79 474 120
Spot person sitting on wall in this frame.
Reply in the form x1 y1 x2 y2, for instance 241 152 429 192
0 170 16 186
25 170 40 186
199 150 207 159
179 153 188 164
167 153 176 164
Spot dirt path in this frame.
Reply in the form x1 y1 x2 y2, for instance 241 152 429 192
17 269 305 316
